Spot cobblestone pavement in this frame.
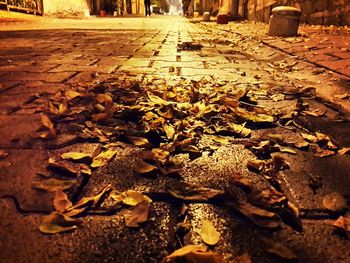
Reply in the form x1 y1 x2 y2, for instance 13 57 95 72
0 15 350 263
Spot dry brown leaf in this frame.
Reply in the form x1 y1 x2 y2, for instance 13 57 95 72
199 219 220 246
38 114 56 139
147 92 169 105
279 147 297 155
0 160 11 169
334 93 349 99
301 133 318 143
314 149 336 158
90 149 117 168
228 123 251 137
61 152 92 163
133 159 157 174
262 238 297 260
64 185 112 217
247 159 265 172
39 212 81 234
127 136 150 147
332 215 350 232
0 150 9 159
162 244 225 263
339 147 350 155
48 158 80 176
293 141 309 149
96 93 113 104
322 192 347 212
110 190 152 206
302 108 326 117
236 203 282 229
168 181 223 201
124 200 150 228
32 178 77 192
54 190 73 212
65 90 81 100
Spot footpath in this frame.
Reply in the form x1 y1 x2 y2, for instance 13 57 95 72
0 13 349 263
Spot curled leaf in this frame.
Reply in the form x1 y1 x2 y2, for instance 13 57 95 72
39 212 81 234
124 200 150 228
48 158 80 176
91 149 117 168
168 181 223 201
32 178 76 192
54 190 73 212
133 159 157 174
61 152 92 163
199 219 220 246
0 150 9 159
332 215 350 232
127 136 150 147
65 90 81 100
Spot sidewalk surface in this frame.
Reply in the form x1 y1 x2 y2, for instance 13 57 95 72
0 13 349 263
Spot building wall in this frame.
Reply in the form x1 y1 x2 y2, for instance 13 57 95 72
248 0 350 25
42 0 90 16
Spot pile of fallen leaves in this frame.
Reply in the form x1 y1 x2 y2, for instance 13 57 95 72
24 76 350 261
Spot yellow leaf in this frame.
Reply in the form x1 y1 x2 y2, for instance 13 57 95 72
32 179 77 192
61 152 92 163
111 190 152 206
163 123 175 140
65 90 81 100
39 212 81 234
127 136 150 147
96 93 113 104
301 133 318 143
339 147 350 155
91 149 117 168
279 147 297 155
199 219 220 245
133 159 157 174
164 245 207 259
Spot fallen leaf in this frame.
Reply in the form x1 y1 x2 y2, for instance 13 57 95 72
126 136 150 147
61 152 92 163
124 200 150 227
65 90 81 100
168 181 224 201
332 215 350 232
262 238 297 260
334 93 349 99
38 114 56 139
301 133 317 143
64 185 112 217
236 202 282 229
0 150 9 159
32 178 77 192
111 190 152 206
322 192 347 212
54 190 73 212
199 219 220 245
314 149 336 158
48 158 80 176
90 149 117 168
96 93 113 104
39 212 81 234
279 147 297 155
339 147 350 155
162 244 225 263
0 160 11 169
163 123 176 140
302 108 326 117
133 159 157 174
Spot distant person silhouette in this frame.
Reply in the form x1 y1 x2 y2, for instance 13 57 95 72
144 0 151 16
